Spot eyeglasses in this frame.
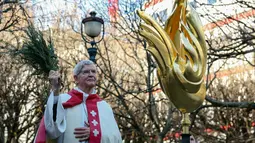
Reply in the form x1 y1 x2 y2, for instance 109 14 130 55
80 69 96 75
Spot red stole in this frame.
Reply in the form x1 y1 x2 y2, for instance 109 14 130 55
35 89 102 143
86 94 102 143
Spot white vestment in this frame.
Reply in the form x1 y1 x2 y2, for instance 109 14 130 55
44 88 122 143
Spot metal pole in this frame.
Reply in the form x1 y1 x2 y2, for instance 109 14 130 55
87 40 97 63
181 134 191 143
181 113 191 143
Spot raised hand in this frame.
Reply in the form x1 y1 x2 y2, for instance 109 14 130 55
48 70 61 96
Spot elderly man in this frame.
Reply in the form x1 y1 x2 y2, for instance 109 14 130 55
35 60 122 143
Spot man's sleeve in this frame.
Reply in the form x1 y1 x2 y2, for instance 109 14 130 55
44 92 66 139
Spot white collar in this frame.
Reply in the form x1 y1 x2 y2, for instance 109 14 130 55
74 87 96 101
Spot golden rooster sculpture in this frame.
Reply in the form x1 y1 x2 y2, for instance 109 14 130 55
137 0 207 113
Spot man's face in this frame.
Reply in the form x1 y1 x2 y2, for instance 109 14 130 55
74 64 97 88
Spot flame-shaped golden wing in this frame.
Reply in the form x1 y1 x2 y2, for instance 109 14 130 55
137 0 207 113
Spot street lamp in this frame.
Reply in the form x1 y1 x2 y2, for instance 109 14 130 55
81 11 104 63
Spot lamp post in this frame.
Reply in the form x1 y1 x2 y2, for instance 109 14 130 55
81 11 104 63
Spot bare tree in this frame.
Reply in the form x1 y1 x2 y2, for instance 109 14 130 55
0 0 254 143
187 0 255 142
0 53 50 143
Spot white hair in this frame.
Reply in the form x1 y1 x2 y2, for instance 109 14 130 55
73 60 95 76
